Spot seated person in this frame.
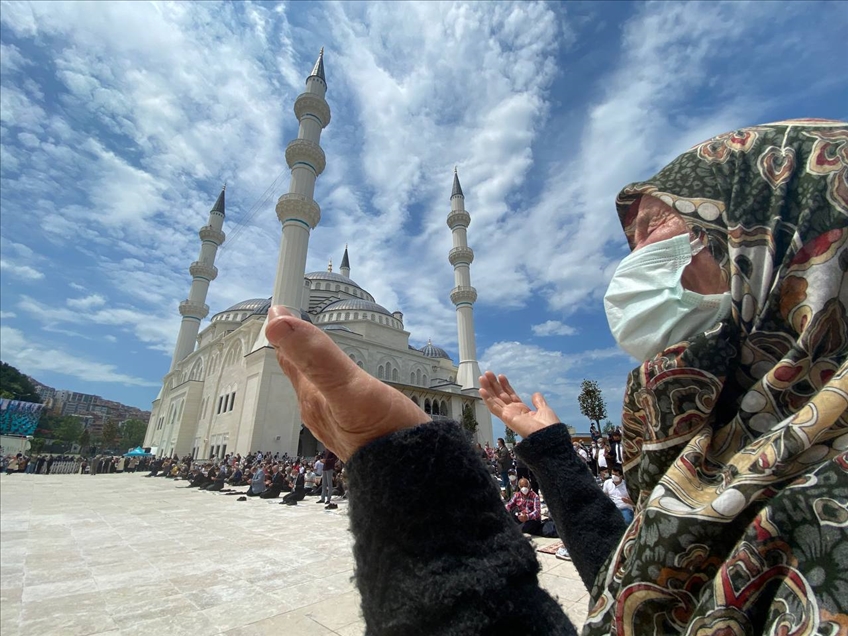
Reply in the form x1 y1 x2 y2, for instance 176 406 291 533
206 464 227 491
281 469 307 505
260 465 285 498
602 467 634 524
227 465 243 486
246 465 265 496
504 478 543 535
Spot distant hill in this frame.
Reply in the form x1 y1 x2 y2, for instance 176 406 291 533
26 375 151 432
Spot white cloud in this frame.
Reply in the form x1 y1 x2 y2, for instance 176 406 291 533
67 294 107 310
531 320 578 337
0 42 29 74
0 259 44 280
0 325 159 387
0 311 17 319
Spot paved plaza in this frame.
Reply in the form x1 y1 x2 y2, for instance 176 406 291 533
0 473 590 635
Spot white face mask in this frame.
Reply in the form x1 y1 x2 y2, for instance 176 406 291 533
520 487 530 495
509 475 517 482
604 233 731 361
612 476 622 484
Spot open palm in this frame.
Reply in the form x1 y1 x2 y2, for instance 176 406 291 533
479 371 561 439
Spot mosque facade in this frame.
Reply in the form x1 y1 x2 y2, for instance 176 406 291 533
143 50 493 459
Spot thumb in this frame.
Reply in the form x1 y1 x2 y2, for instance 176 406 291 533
531 393 548 410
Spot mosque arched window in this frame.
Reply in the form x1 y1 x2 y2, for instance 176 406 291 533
335 285 340 291
411 396 419 406
378 365 384 379
440 401 448 416
345 312 350 321
357 361 363 368
392 368 399 382
354 313 359 320
344 286 349 293
410 372 416 384
416 369 422 385
423 375 428 386
424 399 431 414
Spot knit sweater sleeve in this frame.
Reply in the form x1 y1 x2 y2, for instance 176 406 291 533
514 424 626 593
345 421 577 636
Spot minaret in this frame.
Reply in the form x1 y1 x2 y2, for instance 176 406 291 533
447 169 482 389
340 244 350 278
170 186 226 370
270 48 331 313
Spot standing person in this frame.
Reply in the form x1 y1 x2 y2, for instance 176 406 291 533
495 438 512 497
319 448 337 509
45 455 54 475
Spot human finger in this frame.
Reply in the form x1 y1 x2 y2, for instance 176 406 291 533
499 375 523 404
479 386 506 418
266 306 359 393
481 371 505 397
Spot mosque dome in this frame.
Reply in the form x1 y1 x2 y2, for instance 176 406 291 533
305 271 363 290
420 340 452 360
211 297 311 323
319 298 392 316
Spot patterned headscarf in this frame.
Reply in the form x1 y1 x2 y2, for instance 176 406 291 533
586 120 848 635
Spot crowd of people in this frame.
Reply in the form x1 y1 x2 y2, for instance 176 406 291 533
1 452 145 475
140 447 348 509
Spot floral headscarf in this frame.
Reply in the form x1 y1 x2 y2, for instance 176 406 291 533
585 120 848 635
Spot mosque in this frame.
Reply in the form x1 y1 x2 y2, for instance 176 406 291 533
143 49 493 459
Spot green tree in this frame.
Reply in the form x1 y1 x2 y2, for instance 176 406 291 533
603 420 615 435
102 420 120 447
0 361 42 403
79 429 91 451
577 379 607 429
29 438 46 455
120 419 147 449
460 404 478 436
504 428 516 445
54 417 84 443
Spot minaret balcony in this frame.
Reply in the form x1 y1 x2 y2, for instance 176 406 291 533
199 225 225 245
448 246 474 267
450 285 478 305
189 261 218 281
447 210 471 229
276 193 321 229
179 300 210 319
294 92 331 129
285 138 326 175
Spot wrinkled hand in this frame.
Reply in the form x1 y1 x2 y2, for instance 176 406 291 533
266 306 429 460
479 371 561 439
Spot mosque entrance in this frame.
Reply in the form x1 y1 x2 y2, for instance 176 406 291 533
297 425 322 458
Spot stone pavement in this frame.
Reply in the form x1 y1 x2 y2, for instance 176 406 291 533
0 473 590 635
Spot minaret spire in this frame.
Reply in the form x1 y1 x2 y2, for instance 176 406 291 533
446 169 481 390
262 48 331 324
170 186 226 370
340 244 350 278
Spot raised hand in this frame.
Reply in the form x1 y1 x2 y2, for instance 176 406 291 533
266 306 429 460
479 371 561 439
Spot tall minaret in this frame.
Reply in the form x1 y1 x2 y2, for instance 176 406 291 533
170 186 226 370
447 169 482 389
270 48 331 313
340 244 350 278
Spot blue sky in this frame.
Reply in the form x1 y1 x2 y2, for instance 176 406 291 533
1 1 846 438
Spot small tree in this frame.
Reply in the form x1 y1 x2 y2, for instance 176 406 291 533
79 429 91 451
102 420 120 447
577 379 607 429
603 420 615 434
120 419 147 449
461 404 478 436
0 361 42 403
504 428 516 445
54 417 84 444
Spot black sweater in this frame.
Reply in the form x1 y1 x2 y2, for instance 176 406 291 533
346 421 627 635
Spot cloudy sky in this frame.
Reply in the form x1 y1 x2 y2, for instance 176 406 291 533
1 1 846 437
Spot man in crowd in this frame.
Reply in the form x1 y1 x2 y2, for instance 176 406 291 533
318 448 338 509
504 477 543 535
602 466 634 524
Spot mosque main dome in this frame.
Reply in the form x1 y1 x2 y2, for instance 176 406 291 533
211 297 312 323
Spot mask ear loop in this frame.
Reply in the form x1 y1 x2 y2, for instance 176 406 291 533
689 225 707 257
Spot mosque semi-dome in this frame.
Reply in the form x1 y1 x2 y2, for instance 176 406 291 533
420 340 452 360
319 298 392 317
